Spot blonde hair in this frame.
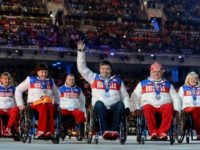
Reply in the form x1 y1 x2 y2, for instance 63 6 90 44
184 71 200 86
0 72 12 85
0 72 11 79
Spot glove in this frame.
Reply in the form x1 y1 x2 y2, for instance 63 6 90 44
77 40 85 52
125 108 130 116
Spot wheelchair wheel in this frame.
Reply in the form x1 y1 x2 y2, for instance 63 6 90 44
141 137 145 144
136 115 143 144
19 108 31 143
175 112 186 144
186 136 189 144
94 136 99 144
51 108 61 144
119 114 127 145
51 133 59 144
85 124 93 144
85 108 93 144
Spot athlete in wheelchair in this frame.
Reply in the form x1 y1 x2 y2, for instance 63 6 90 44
0 72 20 140
15 63 60 143
177 71 200 143
77 41 131 144
131 62 181 144
58 74 86 141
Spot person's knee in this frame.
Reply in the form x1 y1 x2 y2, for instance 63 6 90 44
143 104 153 110
115 101 125 111
94 101 106 110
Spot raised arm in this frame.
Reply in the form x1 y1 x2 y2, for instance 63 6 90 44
77 41 96 84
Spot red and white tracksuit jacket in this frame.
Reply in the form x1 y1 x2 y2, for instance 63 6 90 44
0 84 19 128
15 76 60 106
0 84 16 109
178 85 200 109
15 76 60 133
58 84 86 116
77 51 131 110
178 85 200 135
131 78 181 112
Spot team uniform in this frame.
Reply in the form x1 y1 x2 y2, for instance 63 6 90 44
59 84 86 123
131 78 181 137
77 52 130 109
15 76 59 135
178 85 200 135
77 51 131 137
0 83 19 134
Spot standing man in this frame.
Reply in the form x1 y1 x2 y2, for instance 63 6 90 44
131 62 181 140
59 74 86 140
77 41 131 140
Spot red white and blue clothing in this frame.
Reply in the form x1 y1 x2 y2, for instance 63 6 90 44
178 85 200 109
178 85 200 135
131 78 181 112
59 84 86 123
77 51 131 110
0 83 19 129
131 77 181 136
15 76 60 134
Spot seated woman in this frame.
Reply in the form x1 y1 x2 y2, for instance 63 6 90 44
131 62 181 140
178 71 200 140
58 74 86 140
0 72 19 136
15 63 60 138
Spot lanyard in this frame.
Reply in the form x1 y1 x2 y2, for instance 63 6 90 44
151 81 162 95
102 79 112 93
190 87 197 101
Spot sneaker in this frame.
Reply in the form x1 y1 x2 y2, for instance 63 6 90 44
150 132 157 140
45 131 52 137
110 131 119 140
35 131 45 138
4 127 12 136
102 131 111 140
159 133 168 140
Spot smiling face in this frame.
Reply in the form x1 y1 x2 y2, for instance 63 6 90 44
0 75 10 87
188 76 198 86
37 70 48 80
99 65 112 78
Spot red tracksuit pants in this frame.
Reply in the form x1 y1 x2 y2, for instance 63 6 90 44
61 109 85 123
0 106 19 128
31 103 55 133
143 103 174 135
184 107 200 135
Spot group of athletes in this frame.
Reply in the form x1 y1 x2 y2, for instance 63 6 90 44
0 41 200 142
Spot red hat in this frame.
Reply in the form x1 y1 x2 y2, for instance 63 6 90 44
150 62 163 72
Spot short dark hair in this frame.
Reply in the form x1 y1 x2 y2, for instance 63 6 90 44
99 60 112 68
35 63 48 72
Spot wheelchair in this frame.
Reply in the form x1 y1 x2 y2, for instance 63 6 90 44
0 115 20 141
135 110 178 145
85 107 127 144
19 104 61 144
60 113 85 141
176 111 200 144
